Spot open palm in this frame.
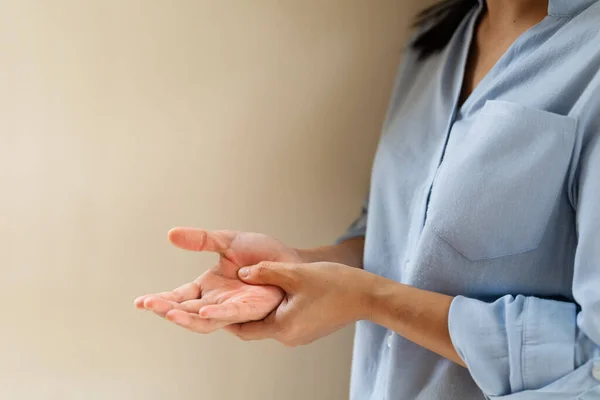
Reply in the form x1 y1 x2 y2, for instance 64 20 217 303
134 227 302 333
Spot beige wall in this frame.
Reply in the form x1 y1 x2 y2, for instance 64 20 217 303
0 1 424 399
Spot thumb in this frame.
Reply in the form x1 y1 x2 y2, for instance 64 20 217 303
168 227 237 254
238 262 298 291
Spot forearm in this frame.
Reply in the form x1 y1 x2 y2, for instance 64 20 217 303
366 275 465 367
296 237 365 269
298 239 463 364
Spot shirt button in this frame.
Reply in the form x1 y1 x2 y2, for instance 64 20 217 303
386 333 393 348
593 361 600 381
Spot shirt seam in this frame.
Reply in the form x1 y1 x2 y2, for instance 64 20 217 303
548 0 600 17
547 12 575 18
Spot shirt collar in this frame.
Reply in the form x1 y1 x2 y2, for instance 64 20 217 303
478 0 598 17
548 0 598 16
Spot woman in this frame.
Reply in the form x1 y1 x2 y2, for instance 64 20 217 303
135 0 600 398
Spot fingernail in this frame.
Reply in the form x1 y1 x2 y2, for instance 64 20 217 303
239 267 250 278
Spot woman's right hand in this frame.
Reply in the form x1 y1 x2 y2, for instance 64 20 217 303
134 227 304 332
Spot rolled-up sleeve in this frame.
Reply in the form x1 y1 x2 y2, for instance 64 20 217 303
336 195 369 244
448 120 600 398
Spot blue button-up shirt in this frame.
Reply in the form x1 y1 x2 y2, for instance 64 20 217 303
339 1 600 398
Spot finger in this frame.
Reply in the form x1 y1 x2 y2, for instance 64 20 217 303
198 303 243 320
134 291 177 309
143 296 173 316
235 312 280 341
169 281 202 302
134 295 150 309
223 323 242 336
136 281 202 305
134 280 201 310
165 309 219 334
238 262 298 291
179 299 211 313
168 227 237 254
144 297 209 317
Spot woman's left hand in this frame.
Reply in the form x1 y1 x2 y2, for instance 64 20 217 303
153 257 465 366
219 261 376 346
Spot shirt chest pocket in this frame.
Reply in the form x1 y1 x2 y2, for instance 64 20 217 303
428 100 577 261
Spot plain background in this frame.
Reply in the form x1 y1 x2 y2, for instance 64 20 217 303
0 1 428 399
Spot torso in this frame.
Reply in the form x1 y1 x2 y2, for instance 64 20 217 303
349 1 600 399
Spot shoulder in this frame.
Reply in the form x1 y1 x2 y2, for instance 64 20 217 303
551 4 600 122
559 2 600 48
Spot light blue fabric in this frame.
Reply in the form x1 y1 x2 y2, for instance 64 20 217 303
340 1 600 399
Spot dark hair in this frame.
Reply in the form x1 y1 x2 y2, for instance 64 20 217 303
412 0 478 60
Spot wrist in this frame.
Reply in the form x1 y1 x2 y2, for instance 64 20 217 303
294 248 320 263
364 277 408 326
348 269 391 322
295 240 364 268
